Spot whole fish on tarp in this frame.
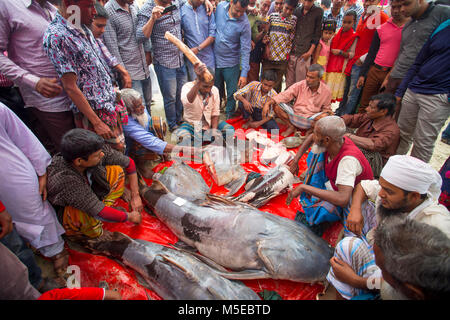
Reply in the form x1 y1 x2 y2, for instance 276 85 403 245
233 165 301 208
140 181 334 283
153 161 211 201
83 231 260 300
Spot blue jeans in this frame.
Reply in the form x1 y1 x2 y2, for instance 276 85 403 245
0 227 43 289
238 102 279 131
336 64 362 115
132 77 152 115
215 65 240 119
153 63 187 130
443 122 450 140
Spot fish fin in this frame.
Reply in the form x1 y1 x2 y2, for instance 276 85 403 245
205 194 238 206
214 269 272 280
160 255 189 274
149 179 170 193
186 252 231 273
224 173 248 196
171 240 197 253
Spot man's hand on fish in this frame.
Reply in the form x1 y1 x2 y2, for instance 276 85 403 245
286 184 304 205
129 194 143 214
127 210 142 224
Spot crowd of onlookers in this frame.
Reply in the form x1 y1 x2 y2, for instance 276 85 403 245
0 0 449 300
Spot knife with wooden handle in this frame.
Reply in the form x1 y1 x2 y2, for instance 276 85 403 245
164 31 213 83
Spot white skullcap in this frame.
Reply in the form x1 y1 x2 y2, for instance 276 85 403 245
380 155 442 200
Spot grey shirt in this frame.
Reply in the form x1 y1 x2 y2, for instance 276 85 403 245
390 2 450 79
103 0 150 80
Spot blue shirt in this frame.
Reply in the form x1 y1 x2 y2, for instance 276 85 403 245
396 20 450 99
214 1 251 77
123 109 168 155
180 3 216 69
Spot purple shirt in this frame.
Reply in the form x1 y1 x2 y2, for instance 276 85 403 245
0 0 70 112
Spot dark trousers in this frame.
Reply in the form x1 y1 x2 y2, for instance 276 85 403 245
359 65 389 111
238 102 279 131
30 108 75 155
261 60 288 94
0 227 43 289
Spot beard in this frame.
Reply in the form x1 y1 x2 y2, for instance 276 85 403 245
377 198 410 220
132 111 149 129
311 143 327 155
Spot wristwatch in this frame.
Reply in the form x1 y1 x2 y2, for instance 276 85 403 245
198 46 202 52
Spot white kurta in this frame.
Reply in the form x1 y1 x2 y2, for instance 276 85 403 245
0 103 65 252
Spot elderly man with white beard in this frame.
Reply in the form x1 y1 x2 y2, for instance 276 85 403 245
121 89 194 178
326 155 450 300
286 116 374 235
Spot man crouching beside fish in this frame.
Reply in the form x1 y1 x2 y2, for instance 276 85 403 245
46 129 142 245
286 116 374 235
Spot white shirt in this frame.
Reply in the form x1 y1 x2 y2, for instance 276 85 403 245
325 156 363 190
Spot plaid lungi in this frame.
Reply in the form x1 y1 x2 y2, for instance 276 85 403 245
278 102 324 130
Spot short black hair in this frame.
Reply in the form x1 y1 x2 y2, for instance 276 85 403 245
94 1 109 19
344 10 357 23
369 93 397 116
321 0 331 9
261 69 278 82
284 0 299 7
232 0 250 7
60 128 105 162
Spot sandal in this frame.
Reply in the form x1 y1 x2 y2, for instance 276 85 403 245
50 248 70 278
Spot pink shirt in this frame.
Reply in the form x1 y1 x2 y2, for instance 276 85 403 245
374 18 404 68
181 81 221 130
273 80 332 118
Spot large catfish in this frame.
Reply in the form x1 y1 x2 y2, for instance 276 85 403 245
84 231 260 300
140 180 334 283
233 165 300 208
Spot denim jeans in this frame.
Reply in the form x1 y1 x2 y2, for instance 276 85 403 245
214 65 240 119
336 64 362 115
153 63 187 130
0 227 43 289
443 122 450 140
132 77 152 115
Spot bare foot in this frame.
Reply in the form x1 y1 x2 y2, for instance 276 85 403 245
282 126 296 137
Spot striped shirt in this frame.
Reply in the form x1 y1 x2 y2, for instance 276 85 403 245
233 81 277 110
267 12 297 62
136 0 185 69
104 0 150 80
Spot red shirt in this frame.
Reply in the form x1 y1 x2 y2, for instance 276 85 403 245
345 10 389 75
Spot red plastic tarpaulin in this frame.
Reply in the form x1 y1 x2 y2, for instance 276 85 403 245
67 116 343 300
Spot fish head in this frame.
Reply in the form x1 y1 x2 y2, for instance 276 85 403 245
140 180 170 209
84 231 134 259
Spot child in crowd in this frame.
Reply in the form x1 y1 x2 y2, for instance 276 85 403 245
313 19 337 70
323 11 358 103
234 70 279 131
261 0 298 93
